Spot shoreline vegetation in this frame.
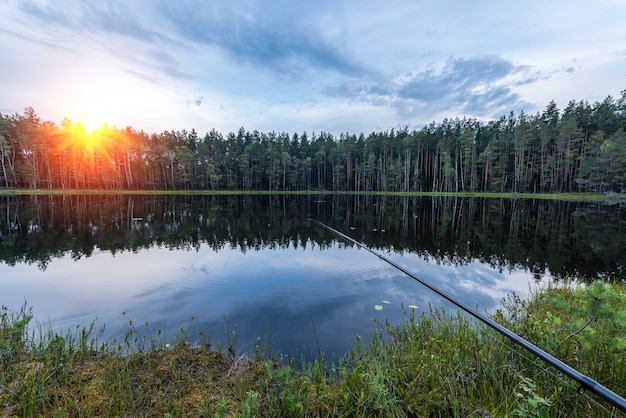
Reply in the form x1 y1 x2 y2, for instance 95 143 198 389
1 188 625 202
2 93 626 195
1 281 625 417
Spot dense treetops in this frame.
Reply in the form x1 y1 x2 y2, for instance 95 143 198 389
1 91 625 193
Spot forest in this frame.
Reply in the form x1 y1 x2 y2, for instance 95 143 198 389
1 91 625 193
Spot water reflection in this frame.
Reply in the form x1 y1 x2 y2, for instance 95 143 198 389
1 194 624 361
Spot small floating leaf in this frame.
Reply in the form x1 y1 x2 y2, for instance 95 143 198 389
374 305 383 311
408 304 418 309
382 300 391 304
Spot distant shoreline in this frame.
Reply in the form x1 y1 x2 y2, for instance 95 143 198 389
0 188 621 202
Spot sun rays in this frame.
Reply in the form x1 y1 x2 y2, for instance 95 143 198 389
52 118 133 188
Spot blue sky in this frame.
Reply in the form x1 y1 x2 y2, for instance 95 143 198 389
1 0 624 135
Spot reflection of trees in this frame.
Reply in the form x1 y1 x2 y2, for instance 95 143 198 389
0 195 624 280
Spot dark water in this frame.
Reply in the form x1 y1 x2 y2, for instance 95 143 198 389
1 194 625 361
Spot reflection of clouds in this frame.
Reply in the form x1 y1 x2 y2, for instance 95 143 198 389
1 240 547 361
386 252 550 313
1 247 208 329
177 241 386 302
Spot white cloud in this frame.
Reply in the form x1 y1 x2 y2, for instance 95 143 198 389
1 0 625 134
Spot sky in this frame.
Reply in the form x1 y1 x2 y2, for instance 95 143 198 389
1 0 625 136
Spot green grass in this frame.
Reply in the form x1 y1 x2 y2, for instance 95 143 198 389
1 281 625 416
0 188 324 196
0 188 621 202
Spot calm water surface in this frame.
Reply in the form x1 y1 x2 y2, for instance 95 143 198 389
1 194 624 361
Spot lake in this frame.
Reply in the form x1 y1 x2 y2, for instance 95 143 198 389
1 194 625 362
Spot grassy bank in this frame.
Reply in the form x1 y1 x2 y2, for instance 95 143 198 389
0 188 622 202
1 281 625 417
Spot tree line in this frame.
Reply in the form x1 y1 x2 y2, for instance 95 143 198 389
1 91 625 193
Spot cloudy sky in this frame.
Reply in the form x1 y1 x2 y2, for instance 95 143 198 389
1 0 624 135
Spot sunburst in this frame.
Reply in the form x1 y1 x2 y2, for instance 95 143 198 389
61 121 114 158
57 120 120 185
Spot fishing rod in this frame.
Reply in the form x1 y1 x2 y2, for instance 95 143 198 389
308 218 626 413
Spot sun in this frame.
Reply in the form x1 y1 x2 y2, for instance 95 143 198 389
80 119 100 135
56 120 122 186
50 116 139 189
60 119 112 153
82 128 106 152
